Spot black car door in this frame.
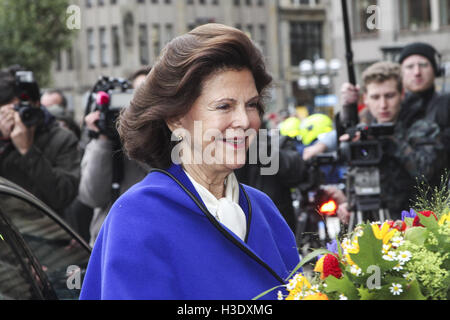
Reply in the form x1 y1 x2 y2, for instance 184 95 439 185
0 187 91 300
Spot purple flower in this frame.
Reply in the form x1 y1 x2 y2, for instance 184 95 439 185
318 239 339 260
326 239 339 254
401 208 417 221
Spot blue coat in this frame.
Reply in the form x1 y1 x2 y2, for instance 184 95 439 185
80 164 300 300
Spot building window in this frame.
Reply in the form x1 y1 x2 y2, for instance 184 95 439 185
99 27 108 67
56 50 62 71
67 47 74 70
399 0 431 30
139 24 149 65
245 24 254 39
289 21 323 66
86 0 93 8
112 26 121 66
87 28 96 68
152 24 161 60
351 0 378 35
440 0 450 26
258 24 266 54
165 23 174 44
234 0 240 6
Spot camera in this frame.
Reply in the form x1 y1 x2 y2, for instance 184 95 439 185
13 71 43 127
85 76 133 141
337 121 395 229
339 122 394 166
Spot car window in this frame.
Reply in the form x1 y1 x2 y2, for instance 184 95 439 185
0 215 43 300
0 193 90 300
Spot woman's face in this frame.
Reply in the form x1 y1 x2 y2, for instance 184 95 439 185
174 68 261 174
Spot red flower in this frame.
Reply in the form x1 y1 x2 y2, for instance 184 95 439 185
413 211 437 227
322 254 342 279
388 220 407 231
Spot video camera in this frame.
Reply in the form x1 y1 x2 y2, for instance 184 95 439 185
14 71 43 127
339 122 395 166
336 108 395 229
85 76 133 141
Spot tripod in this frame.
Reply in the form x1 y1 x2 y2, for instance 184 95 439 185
346 166 391 232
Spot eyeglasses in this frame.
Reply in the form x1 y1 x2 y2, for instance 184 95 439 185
403 62 431 71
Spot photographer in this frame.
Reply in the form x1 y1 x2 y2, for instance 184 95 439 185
336 61 446 223
78 68 150 247
0 67 80 214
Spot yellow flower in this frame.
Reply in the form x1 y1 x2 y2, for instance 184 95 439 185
314 256 325 274
372 222 397 244
346 237 360 254
438 213 450 226
303 292 329 300
344 253 356 266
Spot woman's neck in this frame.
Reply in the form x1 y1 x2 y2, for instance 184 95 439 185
183 163 229 199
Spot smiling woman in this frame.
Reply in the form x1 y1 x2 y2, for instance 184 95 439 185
80 23 300 300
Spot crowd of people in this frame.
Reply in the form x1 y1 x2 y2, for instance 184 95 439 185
0 23 448 299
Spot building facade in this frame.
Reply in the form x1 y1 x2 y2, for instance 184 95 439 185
51 0 450 122
328 0 450 95
52 0 282 122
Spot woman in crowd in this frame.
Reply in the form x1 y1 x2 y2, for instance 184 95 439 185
80 23 300 300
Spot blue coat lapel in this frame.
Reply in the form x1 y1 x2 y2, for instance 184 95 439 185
156 164 286 284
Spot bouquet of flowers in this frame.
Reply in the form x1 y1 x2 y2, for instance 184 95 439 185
256 209 450 300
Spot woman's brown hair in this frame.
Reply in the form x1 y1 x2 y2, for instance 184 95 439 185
118 23 272 169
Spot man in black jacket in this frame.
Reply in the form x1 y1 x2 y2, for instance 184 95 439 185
0 67 80 215
398 42 450 186
235 127 307 233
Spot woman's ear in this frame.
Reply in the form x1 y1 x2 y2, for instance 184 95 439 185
166 117 183 133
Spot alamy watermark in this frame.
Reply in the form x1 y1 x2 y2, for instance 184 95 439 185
170 122 280 176
66 5 81 30
66 265 81 290
366 5 382 30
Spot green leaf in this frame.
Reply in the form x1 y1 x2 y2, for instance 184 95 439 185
324 273 359 300
403 217 415 228
357 278 425 300
419 213 439 231
285 248 331 281
349 224 396 273
252 284 285 300
404 227 429 246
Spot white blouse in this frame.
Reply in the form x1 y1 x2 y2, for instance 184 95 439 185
184 170 247 241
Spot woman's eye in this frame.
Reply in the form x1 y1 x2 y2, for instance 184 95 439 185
216 104 230 110
247 102 259 109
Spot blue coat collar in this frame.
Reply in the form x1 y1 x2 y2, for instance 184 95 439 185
157 163 252 242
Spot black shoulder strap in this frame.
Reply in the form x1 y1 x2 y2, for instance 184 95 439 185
150 168 285 285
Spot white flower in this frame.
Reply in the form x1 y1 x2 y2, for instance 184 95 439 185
382 244 391 254
277 291 284 300
355 228 364 237
383 251 397 261
339 294 348 300
397 251 412 263
350 264 362 276
391 236 404 248
403 273 413 281
393 263 403 271
286 279 297 291
341 238 352 249
310 285 319 292
389 283 403 296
